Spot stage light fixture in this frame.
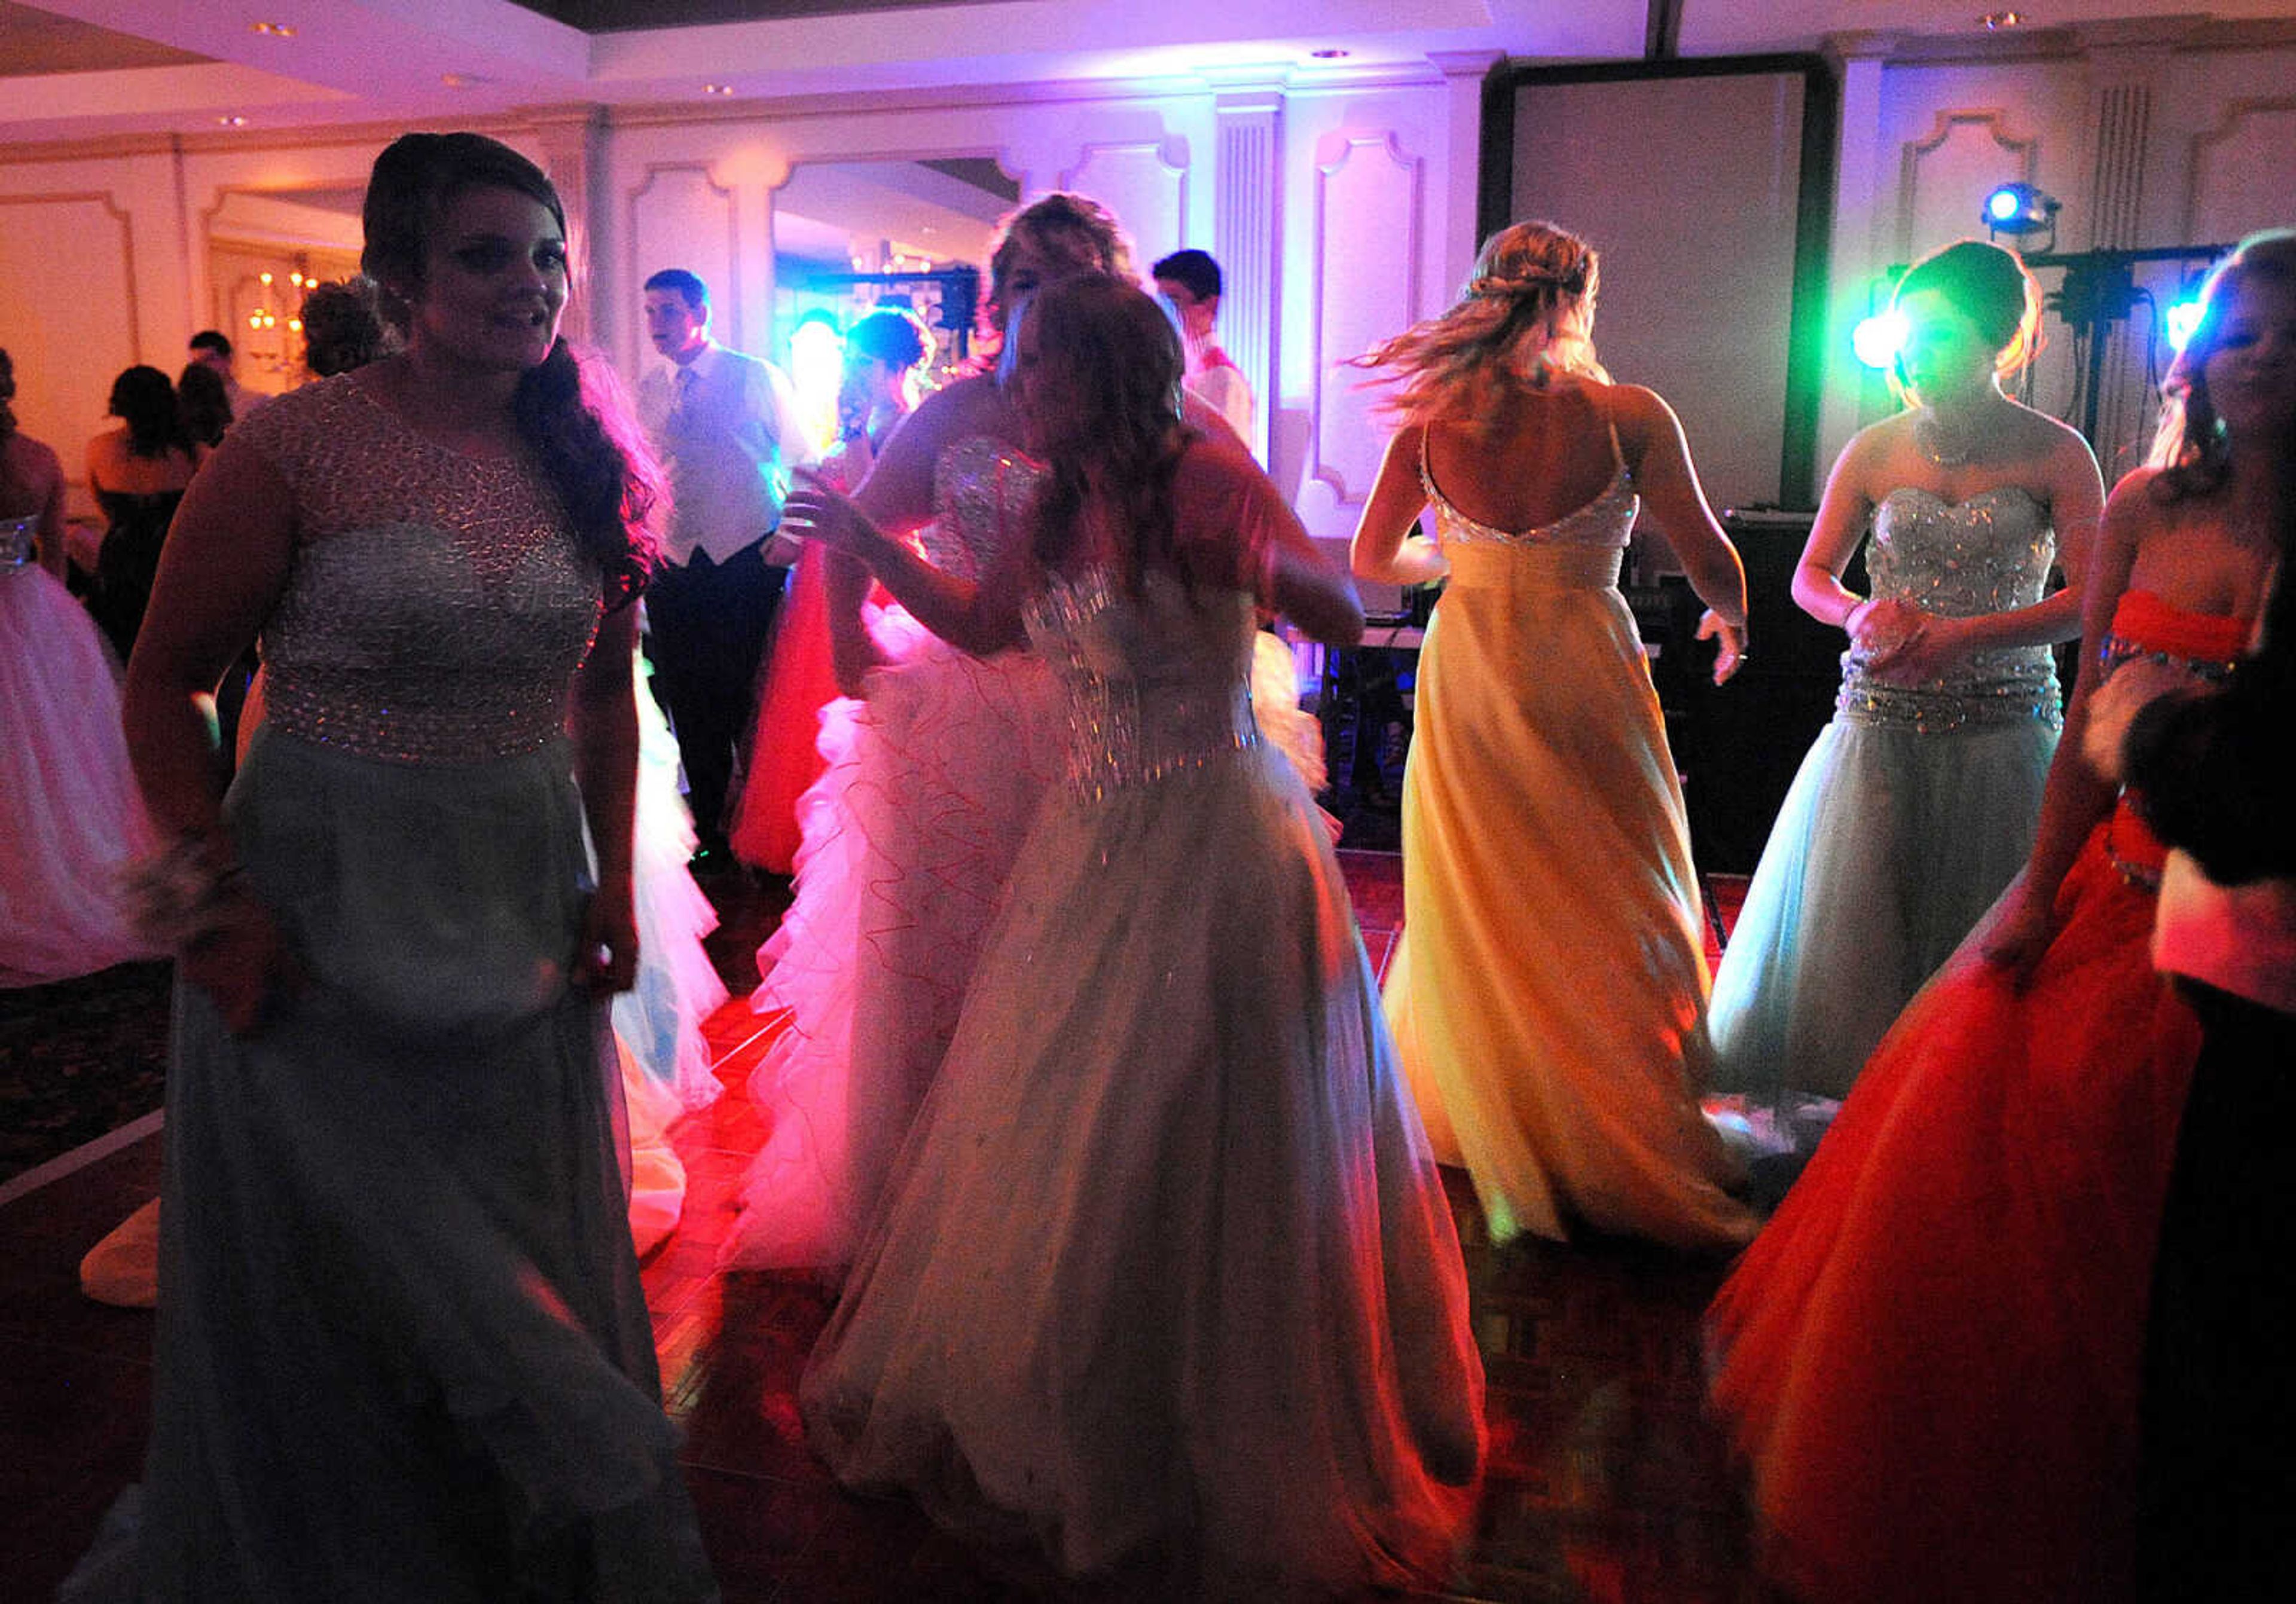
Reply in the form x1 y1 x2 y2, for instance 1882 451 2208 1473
1981 182 2059 237
2166 294 2207 350
1853 308 1909 371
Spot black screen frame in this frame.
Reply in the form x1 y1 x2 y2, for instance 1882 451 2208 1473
1478 53 1840 510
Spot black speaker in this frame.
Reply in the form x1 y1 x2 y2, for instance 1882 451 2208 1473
1675 509 1855 875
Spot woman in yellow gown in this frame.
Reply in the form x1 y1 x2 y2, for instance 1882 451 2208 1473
1351 220 1755 1250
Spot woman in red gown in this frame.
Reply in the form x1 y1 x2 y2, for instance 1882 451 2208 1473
731 308 934 873
1706 230 2296 1604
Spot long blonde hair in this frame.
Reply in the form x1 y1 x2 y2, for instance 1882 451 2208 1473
2148 228 2296 496
1354 220 1608 421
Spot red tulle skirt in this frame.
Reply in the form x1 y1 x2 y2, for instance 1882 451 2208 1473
1707 591 2248 1604
732 542 841 873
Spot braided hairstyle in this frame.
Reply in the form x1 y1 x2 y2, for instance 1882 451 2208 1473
1354 220 1607 421
362 132 660 604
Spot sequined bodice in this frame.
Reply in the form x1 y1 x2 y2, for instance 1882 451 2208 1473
1421 428 1636 592
243 376 603 763
1839 486 2061 734
1025 567 1263 802
924 435 1035 582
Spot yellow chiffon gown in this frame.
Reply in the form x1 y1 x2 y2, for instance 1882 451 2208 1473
1385 423 1753 1251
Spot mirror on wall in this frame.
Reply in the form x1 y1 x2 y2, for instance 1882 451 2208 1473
205 187 366 398
768 157 1016 443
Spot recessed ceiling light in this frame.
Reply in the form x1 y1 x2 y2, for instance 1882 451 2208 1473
249 20 295 37
216 115 248 127
1979 10 2026 27
1310 48 1349 60
702 83 737 96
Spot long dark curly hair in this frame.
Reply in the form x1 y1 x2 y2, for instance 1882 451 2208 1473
362 132 660 604
1018 273 1190 595
2152 229 2296 503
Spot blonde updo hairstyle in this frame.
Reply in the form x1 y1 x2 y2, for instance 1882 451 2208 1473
1355 220 1607 422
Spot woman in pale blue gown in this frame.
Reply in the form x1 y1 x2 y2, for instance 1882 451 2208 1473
783 274 1483 1595
1708 240 2104 1113
81 135 716 1600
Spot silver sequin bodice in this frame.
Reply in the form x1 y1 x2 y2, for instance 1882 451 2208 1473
926 435 1036 582
1026 567 1263 803
242 377 603 763
1839 486 2062 734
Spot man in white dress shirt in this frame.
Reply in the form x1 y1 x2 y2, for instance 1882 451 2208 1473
1151 249 1253 447
637 267 817 854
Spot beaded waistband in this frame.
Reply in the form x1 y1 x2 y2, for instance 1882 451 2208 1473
1442 543 1623 592
1059 680 1263 802
1836 662 2063 734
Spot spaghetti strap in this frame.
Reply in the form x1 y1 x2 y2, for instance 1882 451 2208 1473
1416 426 1446 512
1599 387 1628 475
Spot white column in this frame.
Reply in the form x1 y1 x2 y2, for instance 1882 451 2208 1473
1214 87 1282 464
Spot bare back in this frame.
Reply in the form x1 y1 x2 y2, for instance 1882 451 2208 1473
88 429 196 497
1420 380 1627 536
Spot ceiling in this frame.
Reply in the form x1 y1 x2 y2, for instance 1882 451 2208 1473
2 0 2292 147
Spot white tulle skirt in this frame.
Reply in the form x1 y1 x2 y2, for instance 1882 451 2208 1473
724 604 1061 1270
613 664 728 1113
801 740 1485 1593
0 565 158 986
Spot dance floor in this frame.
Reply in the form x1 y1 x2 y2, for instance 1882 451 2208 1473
1 853 1784 1602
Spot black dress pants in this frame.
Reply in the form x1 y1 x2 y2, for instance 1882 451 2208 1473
2136 982 2296 1602
644 537 786 844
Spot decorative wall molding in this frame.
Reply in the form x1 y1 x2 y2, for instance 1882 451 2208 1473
1216 97 1280 462
1057 136 1189 248
0 190 144 461
2183 95 2296 243
1896 109 2037 261
625 162 742 344
1309 131 1421 509
0 190 144 366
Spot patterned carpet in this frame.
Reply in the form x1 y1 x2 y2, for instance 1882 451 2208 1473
1 961 172 1184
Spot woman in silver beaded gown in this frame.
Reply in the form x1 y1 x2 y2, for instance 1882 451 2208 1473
720 198 1113 1273
1707 240 2103 1111
787 274 1483 1596
726 194 1257 1272
84 135 716 1600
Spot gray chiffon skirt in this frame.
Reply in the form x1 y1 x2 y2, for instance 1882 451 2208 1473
115 726 715 1601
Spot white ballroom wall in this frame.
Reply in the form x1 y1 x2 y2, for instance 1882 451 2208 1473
7 25 2296 541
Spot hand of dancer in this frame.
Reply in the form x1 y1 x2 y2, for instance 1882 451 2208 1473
1845 595 1921 661
784 469 889 569
2079 658 2203 784
1697 610 1748 685
574 872 640 997
1870 611 1975 685
1978 878 2057 980
182 890 303 1037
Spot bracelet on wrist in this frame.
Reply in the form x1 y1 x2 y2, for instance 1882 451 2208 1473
121 834 252 949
